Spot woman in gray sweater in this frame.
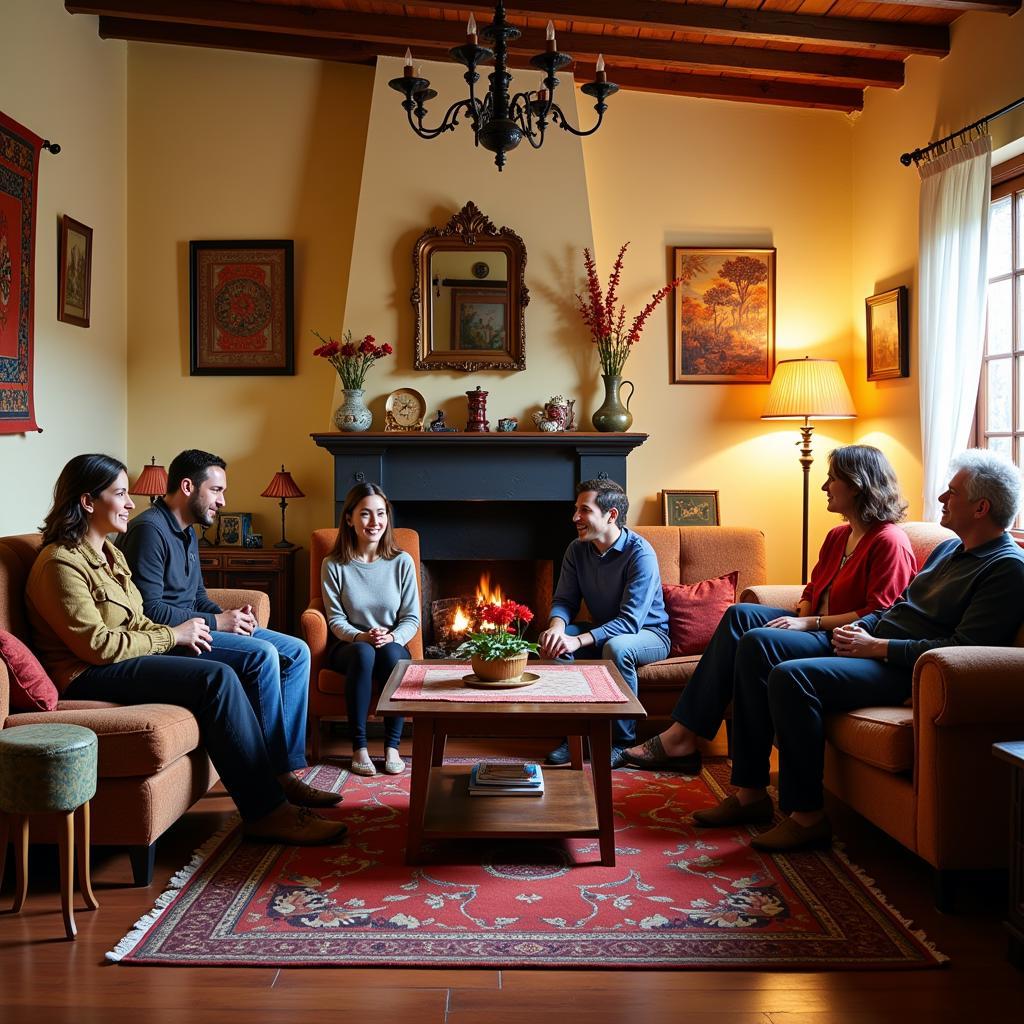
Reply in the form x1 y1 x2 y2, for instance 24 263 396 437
320 483 420 776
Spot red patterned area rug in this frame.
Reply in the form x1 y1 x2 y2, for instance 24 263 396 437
108 761 946 969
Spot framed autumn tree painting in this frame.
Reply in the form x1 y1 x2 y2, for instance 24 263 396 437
671 247 776 383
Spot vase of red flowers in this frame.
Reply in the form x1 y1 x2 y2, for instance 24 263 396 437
313 328 393 433
576 243 680 432
454 600 538 685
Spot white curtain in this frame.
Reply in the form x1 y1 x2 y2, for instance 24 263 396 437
918 131 992 519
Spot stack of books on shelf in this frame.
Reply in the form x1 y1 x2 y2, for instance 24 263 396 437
468 761 544 797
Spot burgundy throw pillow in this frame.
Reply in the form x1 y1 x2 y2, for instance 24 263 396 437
0 629 60 712
663 572 739 658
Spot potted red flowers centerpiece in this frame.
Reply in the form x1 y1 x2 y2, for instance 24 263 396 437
313 328 393 432
454 600 538 684
576 243 680 431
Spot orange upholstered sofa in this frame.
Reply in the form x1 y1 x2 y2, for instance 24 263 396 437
0 533 269 885
742 521 1024 903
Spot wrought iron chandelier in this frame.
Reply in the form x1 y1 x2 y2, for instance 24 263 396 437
387 2 618 172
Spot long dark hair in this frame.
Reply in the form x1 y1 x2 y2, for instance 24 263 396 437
41 454 127 547
828 445 907 526
329 483 401 563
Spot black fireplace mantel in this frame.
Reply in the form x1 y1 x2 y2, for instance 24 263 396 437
311 431 648 561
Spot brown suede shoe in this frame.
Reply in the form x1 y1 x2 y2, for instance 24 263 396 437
692 793 775 828
243 805 348 846
750 815 832 852
282 774 344 808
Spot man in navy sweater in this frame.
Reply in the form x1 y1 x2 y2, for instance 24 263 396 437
694 449 1024 852
120 449 339 809
539 478 670 769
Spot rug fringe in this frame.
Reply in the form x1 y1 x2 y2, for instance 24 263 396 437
105 816 240 963
832 842 949 964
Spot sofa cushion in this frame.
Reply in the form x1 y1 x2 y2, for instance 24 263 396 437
0 629 59 711
637 655 700 688
824 706 914 774
4 702 202 778
663 572 738 657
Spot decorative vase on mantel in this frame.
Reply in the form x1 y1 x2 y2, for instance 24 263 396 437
333 388 372 432
471 651 529 683
591 374 634 432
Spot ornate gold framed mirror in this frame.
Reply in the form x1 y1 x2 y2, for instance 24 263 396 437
412 201 528 371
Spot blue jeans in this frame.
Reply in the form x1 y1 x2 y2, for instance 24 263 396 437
65 655 286 822
200 628 310 774
564 624 670 746
327 641 409 750
729 627 911 812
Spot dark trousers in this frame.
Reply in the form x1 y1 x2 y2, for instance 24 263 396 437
327 641 409 749
64 654 286 822
729 629 911 813
672 603 805 737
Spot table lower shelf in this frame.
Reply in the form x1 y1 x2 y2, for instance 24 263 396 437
420 765 600 838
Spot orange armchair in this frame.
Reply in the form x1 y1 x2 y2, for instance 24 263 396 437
300 528 423 761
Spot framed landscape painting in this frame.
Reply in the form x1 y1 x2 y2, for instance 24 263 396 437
866 286 909 381
662 490 720 527
451 288 508 350
189 240 294 375
58 215 92 328
671 247 775 384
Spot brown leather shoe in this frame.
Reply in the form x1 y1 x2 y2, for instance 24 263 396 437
243 805 348 846
750 815 831 852
282 773 344 808
692 793 774 828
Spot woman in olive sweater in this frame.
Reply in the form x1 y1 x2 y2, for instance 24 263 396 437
321 483 420 777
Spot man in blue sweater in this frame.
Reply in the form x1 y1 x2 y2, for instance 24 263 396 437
539 478 670 769
120 449 339 809
694 449 1024 852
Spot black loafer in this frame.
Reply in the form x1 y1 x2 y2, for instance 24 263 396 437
623 734 703 775
610 746 630 770
545 740 571 766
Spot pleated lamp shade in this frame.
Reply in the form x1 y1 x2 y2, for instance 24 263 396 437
761 357 856 421
260 466 305 499
130 457 168 500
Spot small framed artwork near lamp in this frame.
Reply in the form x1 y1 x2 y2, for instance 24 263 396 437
762 357 856 581
662 490 720 527
58 215 92 328
261 466 304 548
866 286 909 381
129 457 168 505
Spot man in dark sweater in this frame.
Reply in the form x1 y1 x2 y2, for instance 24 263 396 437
694 449 1024 852
121 449 339 809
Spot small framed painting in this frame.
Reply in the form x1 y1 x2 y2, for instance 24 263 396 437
662 490 720 527
451 288 509 350
58 215 93 328
189 240 294 375
866 286 909 381
216 512 253 547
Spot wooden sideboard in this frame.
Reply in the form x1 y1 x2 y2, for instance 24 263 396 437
198 545 297 634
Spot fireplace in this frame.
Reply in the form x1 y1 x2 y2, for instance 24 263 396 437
311 431 648 650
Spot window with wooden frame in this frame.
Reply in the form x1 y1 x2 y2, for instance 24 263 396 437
978 154 1024 533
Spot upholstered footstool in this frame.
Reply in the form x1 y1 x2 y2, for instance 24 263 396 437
0 724 100 939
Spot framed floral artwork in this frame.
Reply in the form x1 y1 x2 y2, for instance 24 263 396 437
189 240 294 375
671 247 775 384
662 490 720 527
451 288 509 350
866 286 909 381
58 215 92 328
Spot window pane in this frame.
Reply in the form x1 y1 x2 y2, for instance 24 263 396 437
989 435 1013 458
1019 275 1024 349
987 357 1013 432
990 195 1012 277
1017 191 1024 271
987 278 1012 354
1019 355 1024 431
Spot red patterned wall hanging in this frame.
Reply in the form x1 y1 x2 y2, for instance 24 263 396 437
0 110 43 434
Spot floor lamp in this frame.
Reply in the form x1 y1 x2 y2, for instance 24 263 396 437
761 357 856 582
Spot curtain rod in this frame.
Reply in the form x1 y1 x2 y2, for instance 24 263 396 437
899 94 1024 167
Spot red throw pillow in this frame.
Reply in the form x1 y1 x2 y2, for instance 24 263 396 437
663 572 739 658
0 629 59 712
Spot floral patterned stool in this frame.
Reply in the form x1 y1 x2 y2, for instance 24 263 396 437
0 724 99 939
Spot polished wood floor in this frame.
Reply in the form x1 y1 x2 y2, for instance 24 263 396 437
2 735 1022 1024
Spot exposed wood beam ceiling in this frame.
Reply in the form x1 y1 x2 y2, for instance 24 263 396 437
67 0 1018 113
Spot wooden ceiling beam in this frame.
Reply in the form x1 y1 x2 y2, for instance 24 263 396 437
67 0 951 57
859 0 1018 11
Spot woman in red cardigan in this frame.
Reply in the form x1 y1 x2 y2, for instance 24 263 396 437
624 444 916 773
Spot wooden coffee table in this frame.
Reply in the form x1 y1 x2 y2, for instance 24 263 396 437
377 659 646 867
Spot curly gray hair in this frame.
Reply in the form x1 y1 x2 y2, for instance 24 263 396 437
949 449 1022 529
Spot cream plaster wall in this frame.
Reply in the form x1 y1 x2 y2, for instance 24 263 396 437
0 1 126 535
850 10 1024 519
125 45 372 581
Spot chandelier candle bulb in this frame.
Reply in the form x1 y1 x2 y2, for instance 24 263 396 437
596 54 607 83
546 20 556 52
467 14 477 44
404 49 413 76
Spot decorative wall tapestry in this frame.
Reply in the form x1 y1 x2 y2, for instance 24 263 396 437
0 110 43 434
